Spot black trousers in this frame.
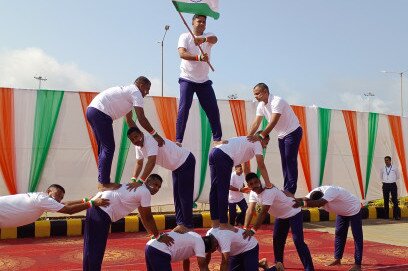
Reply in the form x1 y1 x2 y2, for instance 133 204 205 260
382 182 400 219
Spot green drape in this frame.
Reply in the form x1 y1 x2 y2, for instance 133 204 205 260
114 112 137 184
364 112 379 197
318 108 332 186
28 90 64 192
257 117 268 177
194 106 212 204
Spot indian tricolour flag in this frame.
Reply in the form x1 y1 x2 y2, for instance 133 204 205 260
172 0 220 20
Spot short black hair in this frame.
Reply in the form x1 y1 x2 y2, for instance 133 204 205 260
235 164 242 169
245 172 258 183
146 173 163 183
202 235 216 253
134 76 151 85
48 184 65 194
310 190 324 200
253 83 269 93
193 14 207 21
384 156 391 160
256 130 270 140
127 126 142 137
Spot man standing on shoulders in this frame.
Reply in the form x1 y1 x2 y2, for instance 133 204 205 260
294 186 363 271
248 83 301 196
176 14 223 146
86 76 164 190
380 156 401 220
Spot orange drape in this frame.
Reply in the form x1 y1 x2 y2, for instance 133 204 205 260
153 97 178 141
0 88 17 194
79 92 99 164
291 105 312 192
388 115 408 192
229 100 248 136
342 110 364 199
229 100 250 169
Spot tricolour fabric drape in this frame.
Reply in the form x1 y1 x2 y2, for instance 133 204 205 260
256 117 268 178
292 105 312 192
153 97 178 141
388 115 408 192
365 113 379 197
0 88 17 194
229 99 250 169
28 90 64 192
194 106 212 203
318 108 332 186
114 112 137 184
342 110 364 199
79 92 99 164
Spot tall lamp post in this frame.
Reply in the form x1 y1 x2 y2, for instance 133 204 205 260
363 91 375 112
34 75 47 89
382 70 407 116
160 25 170 97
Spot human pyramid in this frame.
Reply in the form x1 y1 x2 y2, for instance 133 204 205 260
0 14 364 271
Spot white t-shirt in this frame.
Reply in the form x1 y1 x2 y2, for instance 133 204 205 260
229 172 245 203
306 186 361 217
0 192 64 228
147 231 205 262
249 187 300 219
256 95 300 139
380 166 400 184
94 184 151 222
178 32 215 83
206 228 258 256
135 135 190 171
89 84 144 120
215 137 263 166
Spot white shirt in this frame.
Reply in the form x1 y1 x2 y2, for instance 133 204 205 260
89 84 144 120
249 187 300 219
94 184 151 222
0 192 64 228
215 137 263 166
178 32 215 83
256 95 300 139
147 231 205 262
229 172 245 203
380 165 400 184
135 135 190 171
206 228 258 256
306 186 361 217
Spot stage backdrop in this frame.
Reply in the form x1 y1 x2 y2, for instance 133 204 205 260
0 87 407 205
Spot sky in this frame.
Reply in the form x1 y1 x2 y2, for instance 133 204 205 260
1 0 408 115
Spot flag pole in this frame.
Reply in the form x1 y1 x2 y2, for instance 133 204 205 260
177 11 215 72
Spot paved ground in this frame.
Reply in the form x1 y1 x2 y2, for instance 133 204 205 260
305 218 408 247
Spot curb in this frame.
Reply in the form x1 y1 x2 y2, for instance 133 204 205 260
1 206 406 239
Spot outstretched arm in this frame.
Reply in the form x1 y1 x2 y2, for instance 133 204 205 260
134 107 164 146
58 197 110 215
248 115 263 136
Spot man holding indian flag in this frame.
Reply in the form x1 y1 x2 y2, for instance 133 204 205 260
172 0 224 147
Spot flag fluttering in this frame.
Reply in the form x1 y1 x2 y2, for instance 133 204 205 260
172 0 220 20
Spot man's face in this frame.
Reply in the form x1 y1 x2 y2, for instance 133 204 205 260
146 179 162 195
384 157 392 167
235 166 243 175
246 178 263 194
138 82 151 97
252 86 267 102
192 16 206 33
47 187 65 203
129 132 144 147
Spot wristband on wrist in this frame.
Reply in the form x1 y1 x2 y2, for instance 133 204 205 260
89 200 95 208
82 197 89 203
258 133 265 139
137 179 144 184
149 129 156 135
195 55 200 61
250 228 257 235
131 177 137 183
299 200 305 207
203 37 207 42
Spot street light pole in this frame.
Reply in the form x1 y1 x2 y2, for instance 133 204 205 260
160 25 170 97
363 91 375 112
382 70 407 116
34 76 47 89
